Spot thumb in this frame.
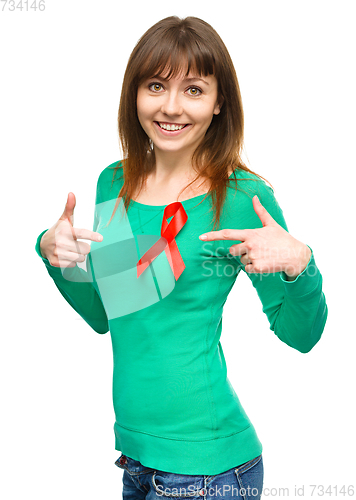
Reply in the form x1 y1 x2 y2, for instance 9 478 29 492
59 192 76 226
252 195 276 227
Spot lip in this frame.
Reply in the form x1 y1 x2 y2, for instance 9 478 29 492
154 121 192 136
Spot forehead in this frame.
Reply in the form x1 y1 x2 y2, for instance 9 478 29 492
159 62 200 77
138 54 216 86
146 63 217 87
151 71 214 85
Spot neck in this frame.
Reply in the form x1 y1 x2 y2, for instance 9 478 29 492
150 148 198 182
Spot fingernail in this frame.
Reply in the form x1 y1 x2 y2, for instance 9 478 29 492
97 235 103 241
199 234 207 240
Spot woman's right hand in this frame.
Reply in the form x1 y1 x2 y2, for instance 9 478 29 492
39 192 104 268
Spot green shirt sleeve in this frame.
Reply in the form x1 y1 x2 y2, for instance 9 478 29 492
232 181 328 353
34 179 109 335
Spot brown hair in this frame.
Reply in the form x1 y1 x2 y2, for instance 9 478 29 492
105 15 272 230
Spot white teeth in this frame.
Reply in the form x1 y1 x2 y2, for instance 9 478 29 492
158 122 186 131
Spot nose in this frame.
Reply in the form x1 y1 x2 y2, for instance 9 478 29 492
160 90 183 117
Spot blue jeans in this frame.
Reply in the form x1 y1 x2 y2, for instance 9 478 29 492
114 453 263 499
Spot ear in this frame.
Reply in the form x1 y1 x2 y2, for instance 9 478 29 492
214 96 224 115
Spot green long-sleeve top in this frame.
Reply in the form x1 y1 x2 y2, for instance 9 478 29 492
35 160 328 475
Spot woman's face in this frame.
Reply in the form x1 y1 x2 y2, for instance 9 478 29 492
137 67 222 157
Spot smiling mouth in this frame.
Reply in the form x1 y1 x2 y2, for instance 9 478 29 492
155 121 190 131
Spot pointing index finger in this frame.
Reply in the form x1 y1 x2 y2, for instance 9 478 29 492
74 227 103 242
199 229 247 241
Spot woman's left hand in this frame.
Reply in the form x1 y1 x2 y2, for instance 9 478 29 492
199 195 312 279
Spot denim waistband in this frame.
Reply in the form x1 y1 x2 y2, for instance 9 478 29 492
115 454 156 474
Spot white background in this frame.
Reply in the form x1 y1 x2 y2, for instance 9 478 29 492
1 1 355 498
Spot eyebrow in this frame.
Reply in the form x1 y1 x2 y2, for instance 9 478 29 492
149 75 210 86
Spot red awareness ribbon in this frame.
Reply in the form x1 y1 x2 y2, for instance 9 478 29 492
136 202 188 281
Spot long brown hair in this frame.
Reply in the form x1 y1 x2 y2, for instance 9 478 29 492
106 15 272 231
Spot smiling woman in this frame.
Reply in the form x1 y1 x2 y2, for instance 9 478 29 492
35 14 328 500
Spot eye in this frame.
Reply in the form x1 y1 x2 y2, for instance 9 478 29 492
149 83 164 92
148 82 202 96
187 87 202 96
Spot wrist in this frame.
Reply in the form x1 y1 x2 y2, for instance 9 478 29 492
283 243 312 280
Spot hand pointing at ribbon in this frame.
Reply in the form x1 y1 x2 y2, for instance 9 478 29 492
199 195 312 280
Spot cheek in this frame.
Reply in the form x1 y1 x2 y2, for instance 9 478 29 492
191 102 216 123
136 91 150 118
193 113 215 134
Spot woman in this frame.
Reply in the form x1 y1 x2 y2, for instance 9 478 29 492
35 16 328 500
